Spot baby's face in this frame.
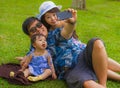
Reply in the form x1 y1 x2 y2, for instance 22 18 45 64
33 35 47 50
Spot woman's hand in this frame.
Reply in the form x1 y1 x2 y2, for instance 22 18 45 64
66 8 77 25
61 8 77 39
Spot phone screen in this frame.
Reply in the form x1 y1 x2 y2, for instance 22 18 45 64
56 11 72 20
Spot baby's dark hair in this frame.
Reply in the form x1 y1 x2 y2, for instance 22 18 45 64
31 34 46 44
22 17 42 35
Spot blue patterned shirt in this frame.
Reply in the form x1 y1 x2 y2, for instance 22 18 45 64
47 28 86 79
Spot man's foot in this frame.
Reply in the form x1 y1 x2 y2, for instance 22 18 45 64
27 76 42 81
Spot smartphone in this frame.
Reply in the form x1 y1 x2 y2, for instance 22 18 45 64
56 11 72 20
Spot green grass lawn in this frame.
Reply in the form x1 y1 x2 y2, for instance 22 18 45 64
0 0 120 88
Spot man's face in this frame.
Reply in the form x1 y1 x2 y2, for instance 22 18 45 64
28 20 48 38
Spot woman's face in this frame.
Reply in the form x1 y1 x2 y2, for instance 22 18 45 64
44 12 58 26
28 20 48 37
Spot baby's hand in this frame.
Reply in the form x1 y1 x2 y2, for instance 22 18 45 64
52 73 57 79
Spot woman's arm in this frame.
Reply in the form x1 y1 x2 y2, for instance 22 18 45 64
61 8 77 39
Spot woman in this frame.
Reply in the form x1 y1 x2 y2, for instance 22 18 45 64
37 1 107 88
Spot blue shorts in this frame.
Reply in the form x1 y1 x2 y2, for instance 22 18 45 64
65 38 103 88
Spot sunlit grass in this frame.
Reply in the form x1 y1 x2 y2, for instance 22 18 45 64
0 0 120 88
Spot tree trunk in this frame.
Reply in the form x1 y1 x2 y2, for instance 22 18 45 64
72 0 86 10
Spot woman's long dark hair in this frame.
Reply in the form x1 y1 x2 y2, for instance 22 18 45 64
41 7 78 39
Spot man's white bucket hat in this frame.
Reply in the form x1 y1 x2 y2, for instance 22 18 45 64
37 1 62 20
